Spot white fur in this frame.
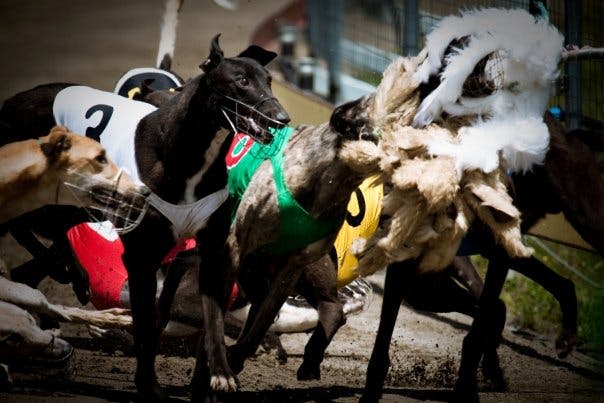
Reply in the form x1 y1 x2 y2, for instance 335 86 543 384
182 129 229 204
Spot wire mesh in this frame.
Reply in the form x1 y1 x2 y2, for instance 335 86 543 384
63 172 149 234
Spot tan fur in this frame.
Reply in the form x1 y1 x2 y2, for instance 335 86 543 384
0 276 132 329
0 126 143 365
0 125 145 225
341 55 532 277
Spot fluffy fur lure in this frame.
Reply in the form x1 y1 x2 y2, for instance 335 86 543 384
413 8 564 176
338 7 565 276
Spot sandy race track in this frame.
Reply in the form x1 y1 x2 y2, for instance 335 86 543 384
1 1 604 402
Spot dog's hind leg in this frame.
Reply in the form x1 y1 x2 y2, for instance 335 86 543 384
295 254 345 381
227 255 308 375
450 256 484 299
157 251 198 331
8 207 92 306
509 256 578 358
360 260 411 403
452 255 508 403
402 266 479 317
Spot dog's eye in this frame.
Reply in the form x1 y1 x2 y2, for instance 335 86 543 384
238 77 250 87
95 153 108 165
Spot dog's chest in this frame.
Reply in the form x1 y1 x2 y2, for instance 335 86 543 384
53 85 157 184
227 128 340 254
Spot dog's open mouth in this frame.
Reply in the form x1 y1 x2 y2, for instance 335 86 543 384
220 95 286 145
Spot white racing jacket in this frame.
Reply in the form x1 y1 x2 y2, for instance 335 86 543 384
53 85 157 184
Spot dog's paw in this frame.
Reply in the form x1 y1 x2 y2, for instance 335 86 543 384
44 303 72 321
556 329 579 359
296 361 321 381
210 374 238 392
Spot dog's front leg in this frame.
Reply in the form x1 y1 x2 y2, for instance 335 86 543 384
192 204 237 399
124 255 164 401
121 218 173 402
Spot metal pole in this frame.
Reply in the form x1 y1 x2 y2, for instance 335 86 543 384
565 0 582 129
326 0 343 103
402 0 419 56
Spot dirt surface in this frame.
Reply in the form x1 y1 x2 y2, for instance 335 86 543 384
1 1 604 402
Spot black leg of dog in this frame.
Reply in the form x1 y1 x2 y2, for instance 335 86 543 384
121 216 174 402
404 259 507 391
296 254 345 380
401 268 480 318
509 256 578 358
190 334 215 403
6 206 92 305
359 261 411 403
450 256 484 300
157 251 199 331
451 254 508 403
193 203 237 398
451 250 578 358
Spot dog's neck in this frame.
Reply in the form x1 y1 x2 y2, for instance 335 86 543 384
284 123 367 221
135 75 231 205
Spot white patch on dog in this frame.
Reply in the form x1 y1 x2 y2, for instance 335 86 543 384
210 375 237 392
182 129 229 204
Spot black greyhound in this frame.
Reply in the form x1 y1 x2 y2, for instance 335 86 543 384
0 35 290 401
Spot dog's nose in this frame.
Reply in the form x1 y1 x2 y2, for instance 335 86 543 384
276 110 291 125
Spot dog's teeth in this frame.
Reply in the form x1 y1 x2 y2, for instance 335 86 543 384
246 117 261 134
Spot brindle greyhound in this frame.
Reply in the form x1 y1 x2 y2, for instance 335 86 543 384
0 35 290 401
201 95 378 386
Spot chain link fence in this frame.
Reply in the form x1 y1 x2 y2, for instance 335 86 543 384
307 0 603 132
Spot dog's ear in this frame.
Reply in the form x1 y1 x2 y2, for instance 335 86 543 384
237 45 277 66
42 126 72 162
330 98 366 136
200 34 225 73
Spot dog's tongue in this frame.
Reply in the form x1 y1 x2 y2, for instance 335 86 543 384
245 116 262 135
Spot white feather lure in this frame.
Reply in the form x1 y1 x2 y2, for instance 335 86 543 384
412 8 564 175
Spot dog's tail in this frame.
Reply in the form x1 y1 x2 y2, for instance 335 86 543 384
227 278 374 334
156 0 184 70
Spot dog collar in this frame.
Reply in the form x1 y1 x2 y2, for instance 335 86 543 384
146 187 229 239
